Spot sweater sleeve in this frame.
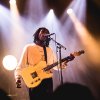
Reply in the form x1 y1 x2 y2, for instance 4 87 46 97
14 45 29 79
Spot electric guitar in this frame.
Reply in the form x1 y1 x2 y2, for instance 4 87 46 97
18 50 84 88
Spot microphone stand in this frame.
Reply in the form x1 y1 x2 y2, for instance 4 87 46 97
50 37 66 85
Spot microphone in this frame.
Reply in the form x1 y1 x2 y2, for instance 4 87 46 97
43 33 55 37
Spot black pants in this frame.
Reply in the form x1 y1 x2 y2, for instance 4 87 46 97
29 78 53 100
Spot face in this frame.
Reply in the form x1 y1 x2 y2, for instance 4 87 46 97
38 29 48 41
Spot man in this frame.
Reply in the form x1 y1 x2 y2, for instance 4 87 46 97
14 27 74 100
15 27 59 100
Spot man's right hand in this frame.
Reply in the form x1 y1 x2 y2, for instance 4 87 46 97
16 76 21 88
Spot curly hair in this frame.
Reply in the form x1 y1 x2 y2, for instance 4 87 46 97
33 27 50 47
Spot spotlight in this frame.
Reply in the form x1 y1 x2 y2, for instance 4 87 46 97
50 9 53 13
2 55 17 70
67 8 73 14
9 0 16 4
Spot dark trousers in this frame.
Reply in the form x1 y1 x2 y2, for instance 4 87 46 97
29 78 53 100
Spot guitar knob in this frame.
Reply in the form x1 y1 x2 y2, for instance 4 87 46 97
38 78 40 80
31 82 34 84
35 80 37 82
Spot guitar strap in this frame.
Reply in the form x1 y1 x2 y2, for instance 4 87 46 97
43 46 47 64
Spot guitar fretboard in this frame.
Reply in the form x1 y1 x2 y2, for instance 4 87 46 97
43 56 74 71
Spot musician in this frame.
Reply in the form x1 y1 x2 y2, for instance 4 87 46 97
14 27 75 100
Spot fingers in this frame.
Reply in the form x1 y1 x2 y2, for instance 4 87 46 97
61 61 67 69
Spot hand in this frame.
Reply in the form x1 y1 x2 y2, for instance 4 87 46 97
69 53 75 60
16 76 21 88
61 61 67 69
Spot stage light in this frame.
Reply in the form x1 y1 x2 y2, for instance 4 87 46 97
9 0 16 4
2 55 17 70
67 8 73 14
49 9 53 13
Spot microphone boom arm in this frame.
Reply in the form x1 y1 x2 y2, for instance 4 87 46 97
50 37 66 50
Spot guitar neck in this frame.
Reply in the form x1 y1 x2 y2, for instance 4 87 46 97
43 50 84 71
43 56 74 71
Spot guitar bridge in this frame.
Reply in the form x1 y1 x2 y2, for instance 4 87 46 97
31 71 38 78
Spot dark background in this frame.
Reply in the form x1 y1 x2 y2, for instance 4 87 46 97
0 0 100 100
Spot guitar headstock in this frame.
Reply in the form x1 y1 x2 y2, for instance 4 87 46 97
72 50 85 56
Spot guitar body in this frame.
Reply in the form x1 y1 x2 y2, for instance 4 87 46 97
20 61 52 88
